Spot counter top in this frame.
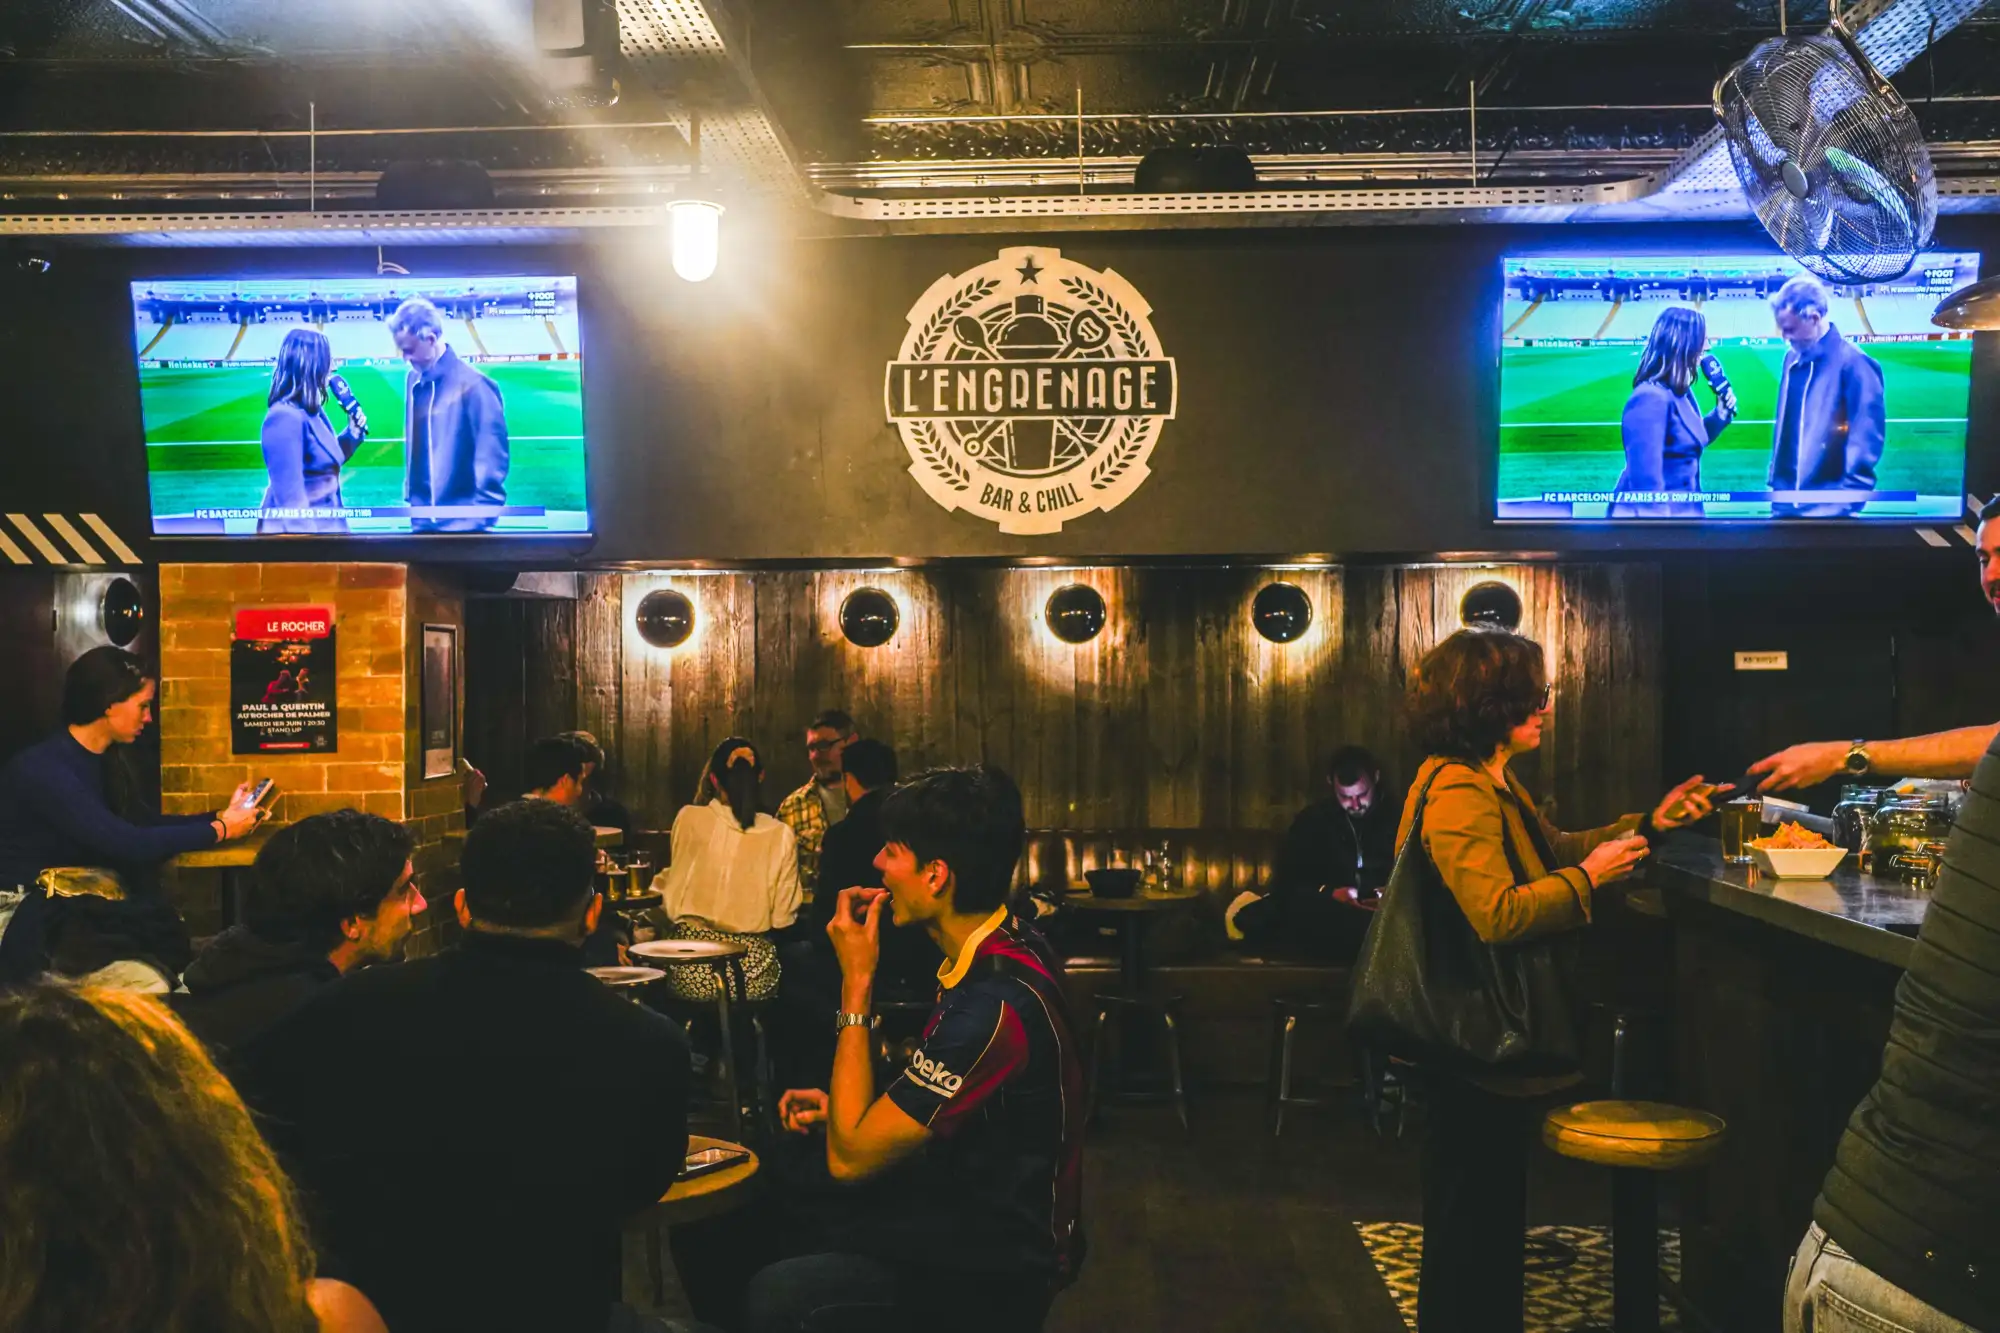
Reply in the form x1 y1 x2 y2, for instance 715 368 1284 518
1646 833 1927 968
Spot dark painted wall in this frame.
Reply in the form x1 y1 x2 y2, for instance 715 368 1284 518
1 219 1994 565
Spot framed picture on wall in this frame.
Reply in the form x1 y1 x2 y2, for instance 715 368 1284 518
421 624 457 780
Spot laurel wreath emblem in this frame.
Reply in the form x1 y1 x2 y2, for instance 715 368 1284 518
903 275 1000 493
891 253 1171 531
1057 276 1154 491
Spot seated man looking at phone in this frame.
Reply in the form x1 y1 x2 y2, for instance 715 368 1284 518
173 809 424 1055
746 765 1085 1333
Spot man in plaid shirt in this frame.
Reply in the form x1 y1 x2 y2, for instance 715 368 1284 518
775 709 858 901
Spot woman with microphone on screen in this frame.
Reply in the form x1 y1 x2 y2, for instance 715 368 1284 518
257 328 368 535
1610 306 1737 519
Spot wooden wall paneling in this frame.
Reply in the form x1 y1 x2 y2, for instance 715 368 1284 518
669 574 759 814
1234 567 1345 832
484 561 1663 839
522 599 579 747
618 573 683 828
463 599 528 797
1138 567 1203 829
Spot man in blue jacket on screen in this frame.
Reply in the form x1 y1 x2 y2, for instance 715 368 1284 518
1765 273 1886 518
389 297 509 533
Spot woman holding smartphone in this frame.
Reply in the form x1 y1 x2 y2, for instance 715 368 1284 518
0 648 264 982
259 328 368 535
1610 306 1736 518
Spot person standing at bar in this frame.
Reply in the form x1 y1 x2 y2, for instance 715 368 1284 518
777 709 858 902
1400 629 1717 1333
0 647 263 981
1748 500 2000 1333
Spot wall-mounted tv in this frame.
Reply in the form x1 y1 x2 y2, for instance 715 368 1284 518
1496 252 1978 522
134 275 587 536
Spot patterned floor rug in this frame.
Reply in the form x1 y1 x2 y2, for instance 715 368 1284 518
1357 1222 1683 1331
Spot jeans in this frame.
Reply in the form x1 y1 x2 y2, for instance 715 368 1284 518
1784 1224 1975 1333
1416 1071 1532 1333
743 1254 1052 1333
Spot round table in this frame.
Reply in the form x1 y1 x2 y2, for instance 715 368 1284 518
631 938 756 1137
609 890 664 914
173 829 278 927
644 1134 761 1304
593 825 624 849
1064 889 1201 993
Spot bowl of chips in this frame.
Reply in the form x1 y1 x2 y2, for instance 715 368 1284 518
1748 822 1848 879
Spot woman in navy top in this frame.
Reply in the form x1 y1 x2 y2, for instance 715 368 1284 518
1610 306 1737 518
258 327 369 535
0 648 262 978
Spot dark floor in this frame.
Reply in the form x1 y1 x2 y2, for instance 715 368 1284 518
634 1083 1636 1333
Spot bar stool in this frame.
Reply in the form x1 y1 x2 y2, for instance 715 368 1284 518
1265 996 1349 1136
1541 1100 1727 1333
1085 992 1189 1129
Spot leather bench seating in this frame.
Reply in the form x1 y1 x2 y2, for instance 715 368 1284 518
1016 826 1287 955
1018 828 1354 1088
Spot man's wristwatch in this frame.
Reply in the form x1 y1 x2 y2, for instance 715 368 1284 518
834 1011 878 1035
1845 740 1872 776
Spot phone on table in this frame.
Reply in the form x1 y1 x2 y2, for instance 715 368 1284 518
682 1145 751 1180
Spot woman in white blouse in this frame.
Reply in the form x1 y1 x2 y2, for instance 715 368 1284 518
654 738 800 998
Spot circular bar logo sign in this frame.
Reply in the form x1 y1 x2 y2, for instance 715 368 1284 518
886 247 1177 535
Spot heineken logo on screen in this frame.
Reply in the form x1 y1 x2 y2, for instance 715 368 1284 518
886 247 1177 535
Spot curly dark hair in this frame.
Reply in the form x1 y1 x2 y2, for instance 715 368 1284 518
1407 629 1549 761
0 985 318 1333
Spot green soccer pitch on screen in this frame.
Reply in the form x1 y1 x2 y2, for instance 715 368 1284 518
133 275 588 537
1495 252 1978 522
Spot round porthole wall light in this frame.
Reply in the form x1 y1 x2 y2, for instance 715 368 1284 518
839 588 900 647
634 588 696 649
1459 581 1524 632
1251 582 1312 644
100 577 147 648
1044 583 1106 644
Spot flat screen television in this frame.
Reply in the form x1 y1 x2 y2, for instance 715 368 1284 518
1495 252 1979 522
133 275 587 536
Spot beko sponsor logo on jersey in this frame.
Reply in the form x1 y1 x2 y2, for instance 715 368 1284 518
907 1050 964 1096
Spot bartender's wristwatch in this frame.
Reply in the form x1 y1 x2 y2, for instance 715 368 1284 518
1844 740 1872 776
834 1010 878 1035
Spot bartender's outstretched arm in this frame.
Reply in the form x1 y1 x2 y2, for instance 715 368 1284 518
1749 723 2000 792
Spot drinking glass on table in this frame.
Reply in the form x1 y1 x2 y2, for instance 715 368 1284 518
1719 798 1762 865
627 852 654 897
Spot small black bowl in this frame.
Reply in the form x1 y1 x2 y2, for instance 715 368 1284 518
1085 868 1142 899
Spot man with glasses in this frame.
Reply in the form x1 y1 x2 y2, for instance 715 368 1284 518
174 809 425 1055
777 709 859 901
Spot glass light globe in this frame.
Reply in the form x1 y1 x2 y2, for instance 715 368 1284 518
669 199 723 282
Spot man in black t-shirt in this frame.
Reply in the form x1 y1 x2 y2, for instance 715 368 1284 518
743 765 1084 1333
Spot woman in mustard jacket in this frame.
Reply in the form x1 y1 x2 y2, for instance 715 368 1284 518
1402 628 1719 1333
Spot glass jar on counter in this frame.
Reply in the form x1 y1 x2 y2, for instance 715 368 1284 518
1870 797 1953 882
1831 786 1890 854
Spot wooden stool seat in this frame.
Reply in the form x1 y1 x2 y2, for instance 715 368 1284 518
1543 1100 1727 1171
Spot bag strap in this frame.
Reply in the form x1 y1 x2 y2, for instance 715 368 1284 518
1405 759 1555 886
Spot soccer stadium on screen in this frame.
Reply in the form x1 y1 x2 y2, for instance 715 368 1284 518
1496 253 1978 522
133 275 588 536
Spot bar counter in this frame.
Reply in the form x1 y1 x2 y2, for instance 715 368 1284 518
1644 834 1927 1332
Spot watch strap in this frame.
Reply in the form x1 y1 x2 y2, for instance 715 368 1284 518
834 1011 876 1033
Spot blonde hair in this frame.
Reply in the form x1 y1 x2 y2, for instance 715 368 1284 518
0 985 317 1333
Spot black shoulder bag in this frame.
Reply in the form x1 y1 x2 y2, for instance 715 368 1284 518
1344 762 1585 1077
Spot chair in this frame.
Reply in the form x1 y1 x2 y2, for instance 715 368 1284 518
1541 1100 1727 1333
1264 996 1350 1136
1084 992 1188 1129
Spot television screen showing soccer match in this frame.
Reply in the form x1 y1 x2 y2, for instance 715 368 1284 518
133 275 587 536
1496 252 1978 522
